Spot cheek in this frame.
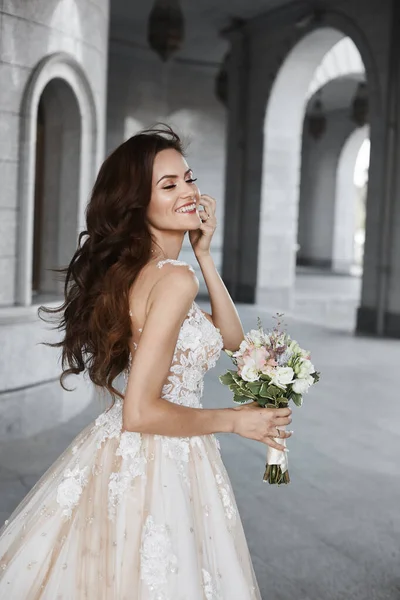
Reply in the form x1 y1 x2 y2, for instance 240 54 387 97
147 190 173 224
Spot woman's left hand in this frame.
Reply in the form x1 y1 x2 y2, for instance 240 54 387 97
189 194 217 257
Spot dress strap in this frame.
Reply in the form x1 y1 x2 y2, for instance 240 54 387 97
156 259 195 274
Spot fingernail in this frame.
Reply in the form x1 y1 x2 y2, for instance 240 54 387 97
284 448 290 452
289 430 294 434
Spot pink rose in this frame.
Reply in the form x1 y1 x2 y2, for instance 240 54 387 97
244 347 269 371
261 358 278 376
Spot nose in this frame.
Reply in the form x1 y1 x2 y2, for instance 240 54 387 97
181 180 196 198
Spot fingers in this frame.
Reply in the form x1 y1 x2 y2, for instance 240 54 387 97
275 407 292 417
200 194 216 207
273 415 292 427
272 428 292 439
264 437 288 452
199 195 216 219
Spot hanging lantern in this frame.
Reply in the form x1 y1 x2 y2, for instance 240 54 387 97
307 94 327 140
147 0 185 62
215 52 230 106
351 81 369 127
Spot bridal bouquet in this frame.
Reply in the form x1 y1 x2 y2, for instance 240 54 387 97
219 315 320 485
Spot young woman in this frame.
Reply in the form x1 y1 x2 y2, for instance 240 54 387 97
0 125 292 599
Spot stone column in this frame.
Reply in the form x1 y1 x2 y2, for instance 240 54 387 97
356 0 400 337
221 25 256 302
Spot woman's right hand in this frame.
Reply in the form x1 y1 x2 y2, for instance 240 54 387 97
231 402 293 451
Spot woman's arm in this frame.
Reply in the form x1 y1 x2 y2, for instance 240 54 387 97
189 194 245 352
196 253 244 352
123 263 292 452
122 265 236 436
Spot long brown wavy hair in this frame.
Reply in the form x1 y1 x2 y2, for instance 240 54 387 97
38 124 184 403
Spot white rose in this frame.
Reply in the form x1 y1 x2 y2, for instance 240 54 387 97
270 366 294 388
292 375 314 394
56 478 82 509
234 339 250 357
296 359 315 378
241 362 260 382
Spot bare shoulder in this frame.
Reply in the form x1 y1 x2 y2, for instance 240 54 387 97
146 259 199 312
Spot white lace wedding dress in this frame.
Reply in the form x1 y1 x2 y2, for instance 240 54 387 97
0 260 261 599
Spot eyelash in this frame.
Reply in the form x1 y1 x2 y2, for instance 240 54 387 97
163 178 197 190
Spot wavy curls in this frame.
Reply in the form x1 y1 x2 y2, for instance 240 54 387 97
38 124 184 403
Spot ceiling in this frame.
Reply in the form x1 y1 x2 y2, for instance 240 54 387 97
109 0 297 64
306 74 366 114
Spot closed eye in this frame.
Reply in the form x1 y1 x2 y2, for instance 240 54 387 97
163 178 197 190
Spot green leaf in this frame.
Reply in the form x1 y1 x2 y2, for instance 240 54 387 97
291 393 303 407
259 382 270 398
256 397 268 408
228 383 242 395
267 386 282 399
219 372 234 386
231 372 246 387
312 371 321 384
247 381 262 394
233 394 250 404
241 388 257 399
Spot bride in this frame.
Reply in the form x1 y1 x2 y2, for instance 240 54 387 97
0 125 292 599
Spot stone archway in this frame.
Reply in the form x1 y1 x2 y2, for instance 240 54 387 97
17 53 98 306
333 126 369 273
258 27 374 310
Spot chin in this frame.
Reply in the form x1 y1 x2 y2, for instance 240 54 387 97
173 214 202 231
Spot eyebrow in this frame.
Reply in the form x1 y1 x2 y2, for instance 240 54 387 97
157 168 192 185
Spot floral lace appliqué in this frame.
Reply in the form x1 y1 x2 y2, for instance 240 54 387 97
156 258 195 274
157 300 223 410
202 568 222 599
214 465 237 529
91 400 123 448
56 464 89 518
108 431 147 520
155 435 191 486
140 515 178 599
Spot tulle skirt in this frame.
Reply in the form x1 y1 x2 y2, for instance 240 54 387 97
0 402 261 599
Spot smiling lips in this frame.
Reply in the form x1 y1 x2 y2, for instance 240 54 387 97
175 202 197 214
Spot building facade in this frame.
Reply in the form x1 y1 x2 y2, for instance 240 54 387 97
0 0 398 438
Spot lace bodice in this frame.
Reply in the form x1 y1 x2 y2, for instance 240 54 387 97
124 259 224 409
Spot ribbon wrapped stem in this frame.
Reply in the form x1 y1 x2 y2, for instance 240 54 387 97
263 426 290 484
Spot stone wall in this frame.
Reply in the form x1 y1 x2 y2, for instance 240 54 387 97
0 0 110 438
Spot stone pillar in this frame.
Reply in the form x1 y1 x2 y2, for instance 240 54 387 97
356 0 400 337
220 25 256 302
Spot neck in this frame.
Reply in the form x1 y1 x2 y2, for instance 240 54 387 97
150 229 186 261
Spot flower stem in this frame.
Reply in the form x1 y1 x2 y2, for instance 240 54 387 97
263 463 290 484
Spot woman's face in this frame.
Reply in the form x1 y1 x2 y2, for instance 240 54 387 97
147 148 202 231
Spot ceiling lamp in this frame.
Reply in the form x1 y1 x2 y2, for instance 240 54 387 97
351 81 369 127
147 0 185 62
307 93 327 140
